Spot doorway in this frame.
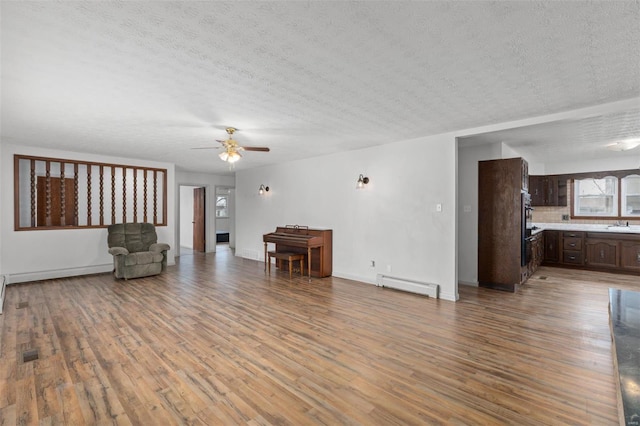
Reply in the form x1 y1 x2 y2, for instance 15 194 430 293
179 185 206 255
215 187 235 251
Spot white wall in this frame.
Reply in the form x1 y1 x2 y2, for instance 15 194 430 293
1 143 176 284
0 141 3 278
236 133 460 301
228 188 236 248
216 217 230 232
175 171 235 254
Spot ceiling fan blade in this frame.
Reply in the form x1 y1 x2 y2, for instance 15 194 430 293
241 147 270 152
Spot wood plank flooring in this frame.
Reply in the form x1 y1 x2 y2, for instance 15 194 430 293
1 248 637 425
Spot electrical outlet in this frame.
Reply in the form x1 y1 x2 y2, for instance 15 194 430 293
436 203 442 212
562 214 569 221
370 260 375 267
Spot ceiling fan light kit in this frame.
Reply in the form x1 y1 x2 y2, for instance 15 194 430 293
219 150 241 163
214 127 271 164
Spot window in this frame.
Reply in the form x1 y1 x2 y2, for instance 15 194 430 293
215 195 228 218
572 172 640 219
574 176 618 217
622 174 640 217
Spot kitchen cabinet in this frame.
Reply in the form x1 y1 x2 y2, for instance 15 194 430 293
585 239 618 269
562 231 585 265
621 241 640 273
478 157 529 292
530 176 546 206
529 175 568 207
528 232 544 276
556 178 568 207
542 230 640 275
543 230 560 263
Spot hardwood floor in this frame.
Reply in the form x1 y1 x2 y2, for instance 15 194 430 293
0 251 637 425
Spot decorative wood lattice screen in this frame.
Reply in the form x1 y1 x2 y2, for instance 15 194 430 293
14 155 167 230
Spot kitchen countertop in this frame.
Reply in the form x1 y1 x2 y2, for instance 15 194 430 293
530 223 640 235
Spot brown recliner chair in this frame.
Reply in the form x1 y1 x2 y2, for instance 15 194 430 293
107 223 170 279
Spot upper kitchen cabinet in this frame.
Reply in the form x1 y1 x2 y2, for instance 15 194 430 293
529 175 567 207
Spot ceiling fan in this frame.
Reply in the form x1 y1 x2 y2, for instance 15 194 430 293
193 127 270 163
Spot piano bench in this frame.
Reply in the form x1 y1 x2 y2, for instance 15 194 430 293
267 251 305 279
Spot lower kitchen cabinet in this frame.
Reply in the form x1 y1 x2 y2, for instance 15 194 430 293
539 229 640 276
562 231 585 266
585 239 618 269
526 232 544 278
621 241 640 273
543 230 559 263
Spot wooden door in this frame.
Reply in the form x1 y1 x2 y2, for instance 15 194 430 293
193 187 205 252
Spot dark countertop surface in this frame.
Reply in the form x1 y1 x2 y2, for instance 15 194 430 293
609 288 640 425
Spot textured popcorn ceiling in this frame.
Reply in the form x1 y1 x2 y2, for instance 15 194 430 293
1 1 639 174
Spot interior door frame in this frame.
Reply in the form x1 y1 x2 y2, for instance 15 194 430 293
193 187 206 252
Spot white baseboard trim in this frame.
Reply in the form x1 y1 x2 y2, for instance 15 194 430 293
7 264 113 285
332 271 377 286
7 259 176 285
334 271 459 301
439 290 459 302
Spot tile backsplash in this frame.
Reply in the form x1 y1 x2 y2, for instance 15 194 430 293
531 182 640 225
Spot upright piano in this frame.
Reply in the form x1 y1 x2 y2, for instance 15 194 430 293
263 225 332 278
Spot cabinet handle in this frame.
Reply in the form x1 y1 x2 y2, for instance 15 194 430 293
569 256 576 260
600 250 605 259
570 243 576 247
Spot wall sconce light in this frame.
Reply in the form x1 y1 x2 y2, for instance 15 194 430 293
356 174 369 189
258 184 270 195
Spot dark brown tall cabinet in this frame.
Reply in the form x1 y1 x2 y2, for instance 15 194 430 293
478 158 529 292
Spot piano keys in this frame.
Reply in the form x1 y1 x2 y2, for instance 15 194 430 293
263 225 333 279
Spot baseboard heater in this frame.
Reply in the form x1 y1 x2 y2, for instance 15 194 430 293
376 274 439 298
